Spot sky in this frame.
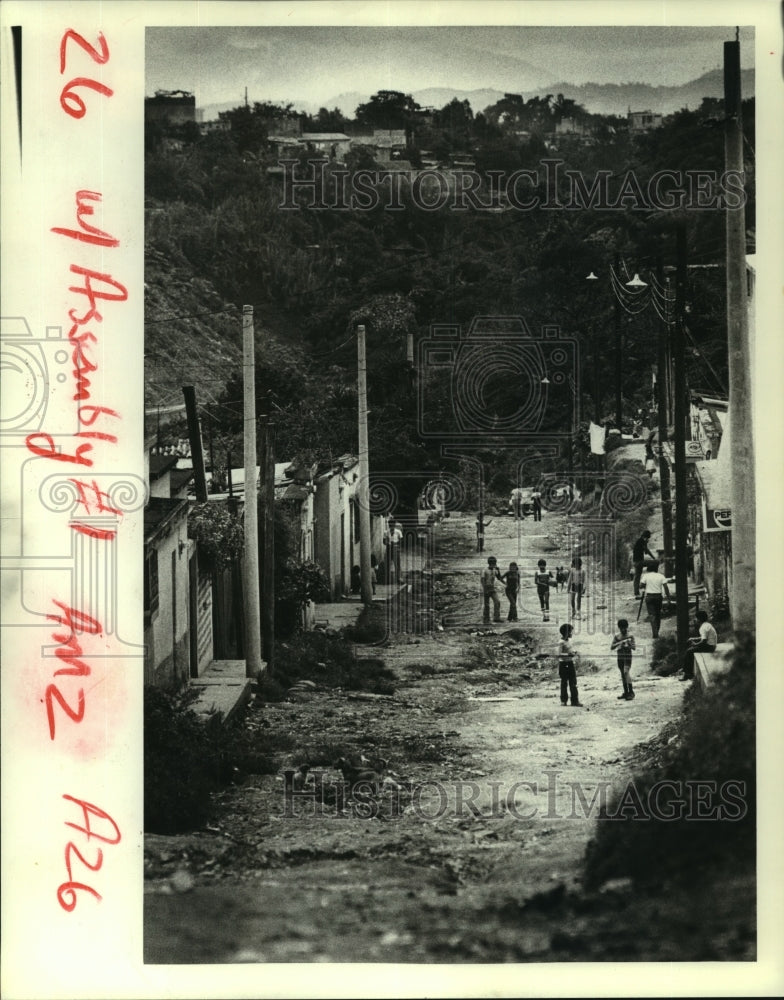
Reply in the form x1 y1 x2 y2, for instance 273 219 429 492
145 24 755 112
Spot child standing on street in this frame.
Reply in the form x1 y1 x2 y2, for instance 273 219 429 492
501 561 520 621
480 556 502 624
534 559 554 621
611 618 636 700
557 623 582 707
475 513 493 553
566 557 586 620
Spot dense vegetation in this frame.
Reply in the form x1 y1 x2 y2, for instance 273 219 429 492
584 633 755 888
145 90 754 506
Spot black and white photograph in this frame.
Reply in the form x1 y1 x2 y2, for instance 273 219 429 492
142 11 765 970
2 2 783 998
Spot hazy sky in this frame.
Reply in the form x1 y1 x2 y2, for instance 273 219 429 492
146 24 755 111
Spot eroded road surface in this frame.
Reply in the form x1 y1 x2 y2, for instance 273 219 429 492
144 508 745 964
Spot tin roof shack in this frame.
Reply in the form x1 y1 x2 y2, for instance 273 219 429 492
627 109 663 134
312 455 385 599
301 132 352 160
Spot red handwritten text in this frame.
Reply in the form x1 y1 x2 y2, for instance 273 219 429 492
57 794 121 912
68 478 123 540
44 600 102 741
27 194 126 466
59 30 112 119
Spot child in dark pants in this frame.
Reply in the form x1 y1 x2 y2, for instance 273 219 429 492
557 623 582 707
501 561 520 621
610 618 636 700
534 559 554 621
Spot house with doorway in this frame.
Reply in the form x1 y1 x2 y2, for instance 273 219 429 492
312 454 385 599
143 435 213 687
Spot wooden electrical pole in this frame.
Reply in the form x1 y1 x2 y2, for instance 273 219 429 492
260 415 276 672
182 386 208 502
242 305 263 679
655 258 675 577
613 252 623 429
357 325 373 606
672 225 691 664
724 38 755 632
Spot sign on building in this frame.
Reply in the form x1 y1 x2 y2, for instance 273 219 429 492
703 502 731 531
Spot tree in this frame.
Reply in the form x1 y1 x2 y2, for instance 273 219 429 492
355 90 421 131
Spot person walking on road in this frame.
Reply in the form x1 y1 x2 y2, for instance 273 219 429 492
481 556 502 624
566 557 586 620
557 623 582 707
632 530 656 598
531 488 543 522
476 513 492 553
640 564 672 639
384 517 403 581
534 559 555 622
611 618 637 700
680 609 718 681
501 561 520 621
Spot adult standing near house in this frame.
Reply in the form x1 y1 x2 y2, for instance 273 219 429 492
632 529 656 598
384 517 403 581
639 564 672 639
680 609 718 681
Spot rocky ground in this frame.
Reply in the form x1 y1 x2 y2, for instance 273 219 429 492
143 506 754 964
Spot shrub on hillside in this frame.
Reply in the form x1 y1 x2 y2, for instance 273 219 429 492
583 633 755 889
144 685 279 833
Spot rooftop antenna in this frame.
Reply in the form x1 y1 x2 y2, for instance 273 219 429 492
244 86 248 107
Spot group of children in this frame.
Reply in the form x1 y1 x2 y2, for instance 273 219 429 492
480 556 587 624
556 618 637 707
480 555 639 706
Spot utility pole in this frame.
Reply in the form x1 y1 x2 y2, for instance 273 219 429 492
655 258 675 577
182 386 208 501
724 37 755 632
356 325 373 606
261 414 275 672
613 252 623 430
672 225 691 665
242 305 263 679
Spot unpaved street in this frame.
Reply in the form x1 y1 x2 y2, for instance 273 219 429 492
144 506 748 963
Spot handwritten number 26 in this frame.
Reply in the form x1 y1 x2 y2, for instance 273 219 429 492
59 30 112 119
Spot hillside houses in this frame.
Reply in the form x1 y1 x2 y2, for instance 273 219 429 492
142 436 392 688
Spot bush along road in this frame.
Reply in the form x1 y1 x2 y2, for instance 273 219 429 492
144 506 755 964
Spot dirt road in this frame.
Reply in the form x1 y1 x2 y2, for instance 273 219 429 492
144 507 744 963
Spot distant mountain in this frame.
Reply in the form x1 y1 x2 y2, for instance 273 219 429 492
537 69 755 117
317 71 754 120
198 69 754 123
